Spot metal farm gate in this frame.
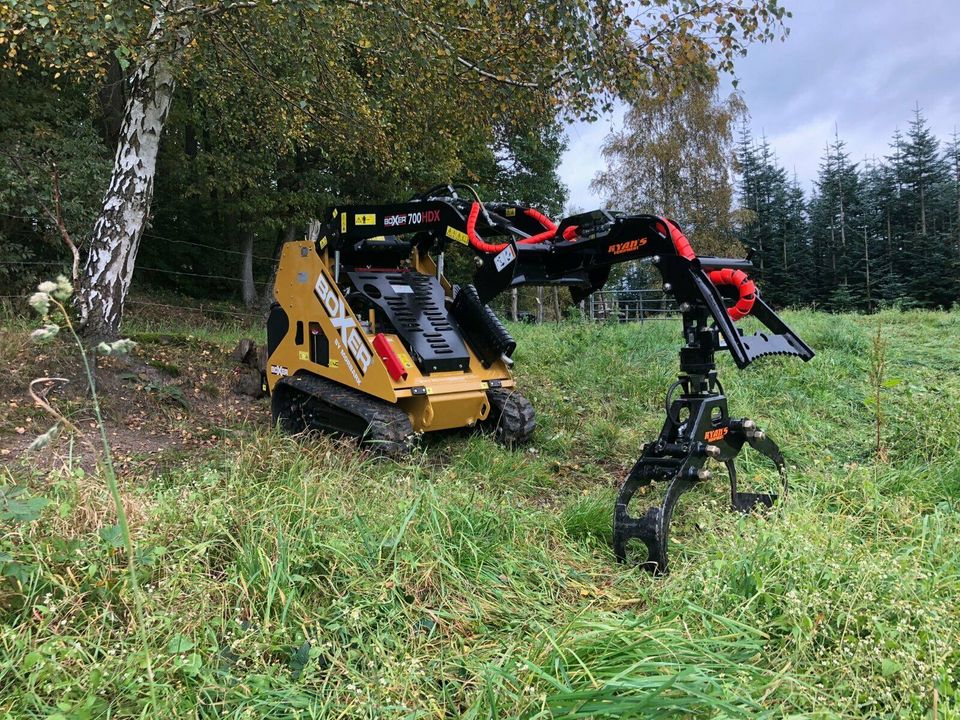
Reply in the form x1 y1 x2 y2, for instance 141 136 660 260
587 289 677 322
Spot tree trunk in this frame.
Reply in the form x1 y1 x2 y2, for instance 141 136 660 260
920 184 927 236
886 207 893 267
535 286 544 323
510 288 518 321
306 218 322 242
240 230 257 308
77 7 188 338
863 226 872 310
954 138 960 257
552 286 561 323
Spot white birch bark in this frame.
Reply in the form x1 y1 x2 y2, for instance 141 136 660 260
240 230 257 308
78 6 189 338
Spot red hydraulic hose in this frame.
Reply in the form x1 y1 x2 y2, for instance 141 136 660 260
465 201 578 252
466 202 510 253
467 202 569 251
521 207 582 243
661 217 755 320
523 207 557 231
516 207 559 244
708 268 757 321
662 218 696 261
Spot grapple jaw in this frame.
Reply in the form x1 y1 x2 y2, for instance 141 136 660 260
612 389 788 574
688 264 815 368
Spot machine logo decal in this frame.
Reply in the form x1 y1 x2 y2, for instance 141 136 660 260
704 427 728 442
609 238 647 255
314 272 373 383
270 364 289 377
387 210 442 228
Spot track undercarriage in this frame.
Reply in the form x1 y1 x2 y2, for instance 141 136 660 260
272 374 535 455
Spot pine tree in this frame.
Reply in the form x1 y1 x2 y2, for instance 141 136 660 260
777 172 812 304
807 133 869 308
945 130 960 262
732 129 805 306
901 107 954 305
903 106 947 236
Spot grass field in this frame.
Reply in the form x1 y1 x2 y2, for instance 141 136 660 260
2 308 959 718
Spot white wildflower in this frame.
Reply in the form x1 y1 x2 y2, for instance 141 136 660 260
28 292 51 315
53 275 73 300
27 424 61 451
97 338 137 356
37 281 58 294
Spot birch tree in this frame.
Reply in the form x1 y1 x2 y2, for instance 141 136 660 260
591 75 746 256
79 4 191 337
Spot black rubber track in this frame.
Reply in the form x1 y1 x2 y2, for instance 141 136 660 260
272 373 415 457
483 388 536 446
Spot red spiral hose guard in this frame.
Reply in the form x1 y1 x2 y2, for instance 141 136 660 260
707 268 757 321
466 202 510 253
660 217 755 320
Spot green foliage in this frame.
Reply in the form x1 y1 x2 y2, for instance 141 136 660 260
0 484 48 523
2 0 790 309
3 308 959 717
593 75 746 258
0 72 111 292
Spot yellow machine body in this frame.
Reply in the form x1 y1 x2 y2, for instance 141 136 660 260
266 240 514 433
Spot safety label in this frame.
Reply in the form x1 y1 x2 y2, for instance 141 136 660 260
493 244 516 272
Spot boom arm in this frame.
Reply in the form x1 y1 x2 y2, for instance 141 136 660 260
321 194 813 369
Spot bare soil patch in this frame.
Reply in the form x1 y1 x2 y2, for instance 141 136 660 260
0 326 270 480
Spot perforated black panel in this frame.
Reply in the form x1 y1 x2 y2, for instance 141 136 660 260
347 270 470 374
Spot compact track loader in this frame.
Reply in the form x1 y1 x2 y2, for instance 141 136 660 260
265 184 814 572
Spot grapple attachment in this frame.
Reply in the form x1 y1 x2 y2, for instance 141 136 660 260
612 385 788 573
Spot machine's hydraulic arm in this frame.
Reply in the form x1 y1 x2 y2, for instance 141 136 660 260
322 196 811 369
321 189 815 573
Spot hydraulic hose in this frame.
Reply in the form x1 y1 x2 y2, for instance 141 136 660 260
466 201 511 253
707 268 756 321
466 202 578 252
661 217 755 321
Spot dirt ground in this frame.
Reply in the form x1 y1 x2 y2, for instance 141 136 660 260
0 326 270 480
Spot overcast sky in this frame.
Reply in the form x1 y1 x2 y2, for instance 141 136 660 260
559 0 960 212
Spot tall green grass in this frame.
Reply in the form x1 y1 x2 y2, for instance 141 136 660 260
2 309 958 718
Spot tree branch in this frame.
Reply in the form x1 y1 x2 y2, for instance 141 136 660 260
49 165 81 286
338 0 542 89
2 149 81 288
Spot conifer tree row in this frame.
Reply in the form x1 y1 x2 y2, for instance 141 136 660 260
735 108 960 310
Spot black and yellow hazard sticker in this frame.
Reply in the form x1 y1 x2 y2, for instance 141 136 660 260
446 226 469 245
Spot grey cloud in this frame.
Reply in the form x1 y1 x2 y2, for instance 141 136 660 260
562 0 960 210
